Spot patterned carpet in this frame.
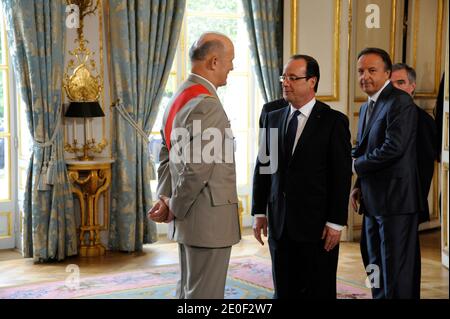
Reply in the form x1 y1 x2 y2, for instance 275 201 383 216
0 255 371 299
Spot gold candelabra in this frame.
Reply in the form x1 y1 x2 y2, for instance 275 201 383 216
64 131 108 161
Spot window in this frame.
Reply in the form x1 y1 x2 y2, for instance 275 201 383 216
0 6 17 249
0 8 10 202
150 0 263 222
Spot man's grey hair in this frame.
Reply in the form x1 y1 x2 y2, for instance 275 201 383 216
392 63 416 84
189 32 227 62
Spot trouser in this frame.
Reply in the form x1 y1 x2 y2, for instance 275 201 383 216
360 213 421 299
268 232 339 299
176 243 232 299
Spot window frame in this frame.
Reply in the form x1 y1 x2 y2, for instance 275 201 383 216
0 8 18 249
149 1 263 226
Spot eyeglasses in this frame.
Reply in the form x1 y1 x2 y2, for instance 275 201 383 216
279 75 309 83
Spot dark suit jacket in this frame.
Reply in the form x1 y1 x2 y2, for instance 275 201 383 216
416 106 438 223
434 73 445 161
258 98 289 128
353 83 421 216
252 100 352 242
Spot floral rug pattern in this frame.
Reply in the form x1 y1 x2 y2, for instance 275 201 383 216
0 256 371 299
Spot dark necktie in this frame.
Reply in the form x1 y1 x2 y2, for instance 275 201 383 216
285 110 300 159
365 100 375 125
364 99 375 133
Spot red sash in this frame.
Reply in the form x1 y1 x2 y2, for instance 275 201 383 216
164 84 211 151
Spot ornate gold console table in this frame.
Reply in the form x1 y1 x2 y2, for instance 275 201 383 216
66 158 114 257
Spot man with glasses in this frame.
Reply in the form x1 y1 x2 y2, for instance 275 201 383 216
252 54 352 298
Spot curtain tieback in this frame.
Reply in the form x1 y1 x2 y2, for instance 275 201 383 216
32 105 63 189
112 100 155 179
112 100 150 143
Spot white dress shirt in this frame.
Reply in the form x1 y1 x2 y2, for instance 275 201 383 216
369 80 390 103
255 97 344 231
286 98 316 154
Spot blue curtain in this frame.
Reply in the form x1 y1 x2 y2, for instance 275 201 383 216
107 0 186 251
1 0 77 261
243 0 283 103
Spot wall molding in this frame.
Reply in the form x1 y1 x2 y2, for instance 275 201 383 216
354 0 398 102
291 0 341 101
412 0 444 99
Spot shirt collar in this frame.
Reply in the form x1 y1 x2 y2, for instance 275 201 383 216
289 97 316 118
368 80 390 103
189 73 217 94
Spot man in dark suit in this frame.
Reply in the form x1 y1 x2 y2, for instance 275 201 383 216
350 48 421 299
391 63 438 225
258 98 288 129
252 54 352 298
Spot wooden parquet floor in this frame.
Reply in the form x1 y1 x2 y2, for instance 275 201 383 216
0 229 447 299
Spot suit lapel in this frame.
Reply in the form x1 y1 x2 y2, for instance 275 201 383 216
361 101 382 141
279 106 290 158
358 102 368 143
289 102 324 164
360 83 393 143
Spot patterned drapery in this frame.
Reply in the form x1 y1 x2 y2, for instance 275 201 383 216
2 0 77 261
243 0 283 103
107 0 186 251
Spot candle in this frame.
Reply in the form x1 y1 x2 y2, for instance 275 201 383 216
73 119 77 143
88 119 93 142
66 120 71 144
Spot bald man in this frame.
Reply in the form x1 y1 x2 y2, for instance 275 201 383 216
148 32 241 299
